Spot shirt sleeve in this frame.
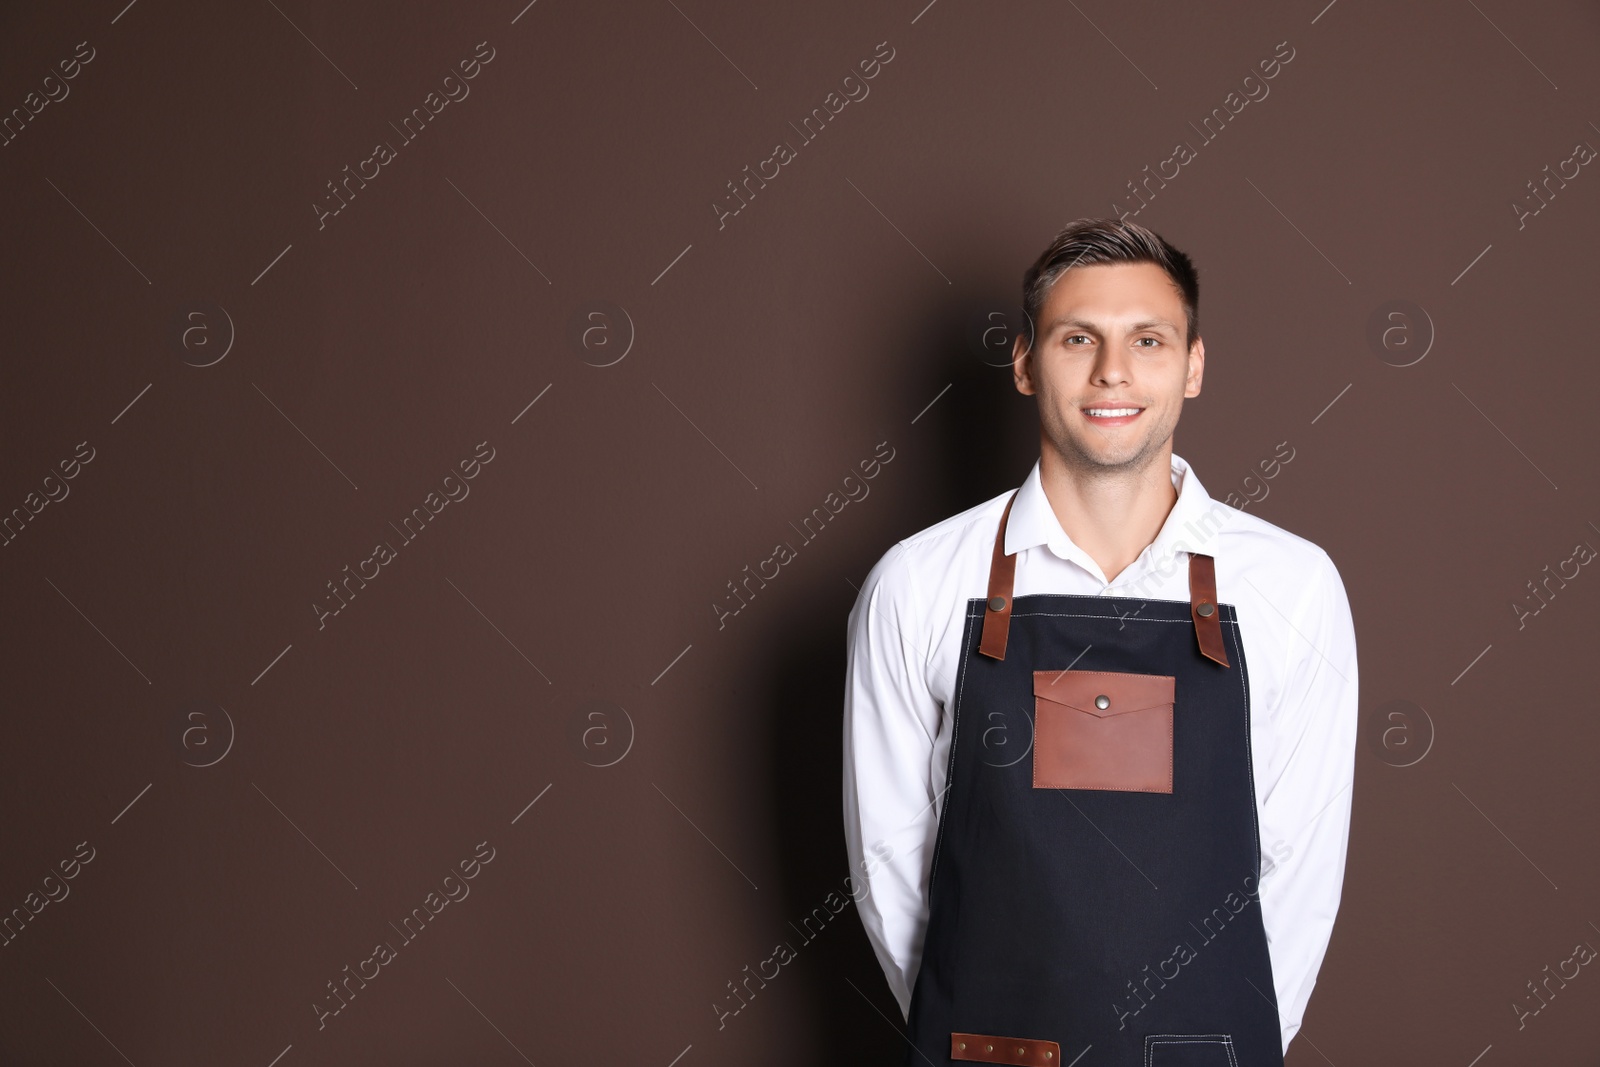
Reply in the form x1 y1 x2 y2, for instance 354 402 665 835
842 540 944 1020
1254 549 1359 1056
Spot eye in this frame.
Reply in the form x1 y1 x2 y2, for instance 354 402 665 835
1064 333 1092 345
1135 336 1161 348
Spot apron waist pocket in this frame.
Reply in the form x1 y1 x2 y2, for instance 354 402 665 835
1144 1033 1239 1067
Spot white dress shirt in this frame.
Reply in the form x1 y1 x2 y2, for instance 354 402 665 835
841 453 1358 1056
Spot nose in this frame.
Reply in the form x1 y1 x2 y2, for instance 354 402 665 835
1090 338 1134 387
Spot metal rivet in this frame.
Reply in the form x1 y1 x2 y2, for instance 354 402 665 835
1046 1054 1054 1060
1095 694 1110 710
1017 1048 1026 1056
986 1045 994 1053
1197 600 1214 617
958 1043 966 1051
988 595 1006 612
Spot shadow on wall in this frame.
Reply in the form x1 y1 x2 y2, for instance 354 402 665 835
754 286 1040 1058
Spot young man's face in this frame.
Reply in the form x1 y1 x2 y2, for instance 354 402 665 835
1012 261 1204 476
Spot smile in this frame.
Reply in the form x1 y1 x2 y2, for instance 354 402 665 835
1083 406 1144 424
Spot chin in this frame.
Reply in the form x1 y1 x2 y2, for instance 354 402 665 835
1052 435 1159 472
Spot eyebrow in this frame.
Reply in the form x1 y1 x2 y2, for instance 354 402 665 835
1044 317 1180 334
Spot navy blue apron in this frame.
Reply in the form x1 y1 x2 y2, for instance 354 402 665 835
903 490 1284 1067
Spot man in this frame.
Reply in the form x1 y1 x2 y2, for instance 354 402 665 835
842 218 1358 1066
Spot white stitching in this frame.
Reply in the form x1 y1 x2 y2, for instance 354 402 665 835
965 607 1241 623
985 610 1241 626
1226 611 1263 890
1143 1034 1238 1067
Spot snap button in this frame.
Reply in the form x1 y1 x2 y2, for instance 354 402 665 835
988 595 1006 612
1095 694 1110 710
1197 599 1214 617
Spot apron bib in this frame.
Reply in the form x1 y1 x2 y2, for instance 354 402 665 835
904 489 1284 1067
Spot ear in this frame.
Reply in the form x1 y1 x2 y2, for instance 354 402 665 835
1184 335 1205 398
1012 329 1035 396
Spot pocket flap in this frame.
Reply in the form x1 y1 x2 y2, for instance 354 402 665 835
1033 669 1175 717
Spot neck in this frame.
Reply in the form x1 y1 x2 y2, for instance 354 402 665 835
1037 440 1179 585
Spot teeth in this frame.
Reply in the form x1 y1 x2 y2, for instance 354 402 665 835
1086 408 1140 417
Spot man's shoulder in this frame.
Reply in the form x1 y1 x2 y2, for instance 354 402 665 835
1221 505 1332 567
852 488 1012 613
899 487 1014 553
1218 504 1347 607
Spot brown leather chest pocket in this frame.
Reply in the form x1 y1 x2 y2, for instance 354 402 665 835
1032 669 1176 793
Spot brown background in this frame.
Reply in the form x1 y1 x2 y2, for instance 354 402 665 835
2 0 1598 1063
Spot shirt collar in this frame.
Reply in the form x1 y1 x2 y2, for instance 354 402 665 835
1004 452 1227 585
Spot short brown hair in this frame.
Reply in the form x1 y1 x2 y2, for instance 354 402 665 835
1021 218 1200 349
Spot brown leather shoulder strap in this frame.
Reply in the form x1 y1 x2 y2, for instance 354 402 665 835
1189 552 1230 667
979 489 1231 668
977 490 1020 660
